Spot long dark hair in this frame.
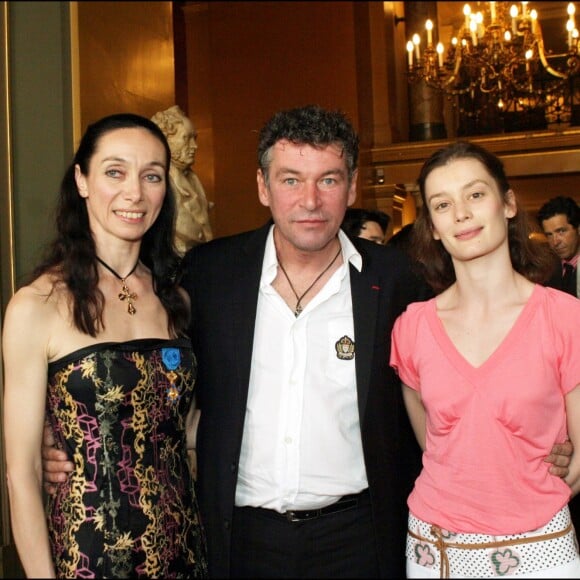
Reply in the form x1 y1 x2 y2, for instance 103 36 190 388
31 113 189 337
412 141 556 293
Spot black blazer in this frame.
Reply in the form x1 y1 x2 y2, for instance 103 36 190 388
181 223 424 578
545 261 578 297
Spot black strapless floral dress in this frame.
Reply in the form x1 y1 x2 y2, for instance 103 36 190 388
46 338 208 578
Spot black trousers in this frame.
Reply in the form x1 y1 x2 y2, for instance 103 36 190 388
570 494 580 535
230 490 379 579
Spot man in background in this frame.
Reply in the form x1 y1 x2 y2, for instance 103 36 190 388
537 196 580 298
538 195 580 532
341 207 389 245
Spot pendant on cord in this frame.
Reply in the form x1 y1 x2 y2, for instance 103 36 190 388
96 256 139 316
278 245 342 318
118 280 137 315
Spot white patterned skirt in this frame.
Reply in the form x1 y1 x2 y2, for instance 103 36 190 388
406 507 580 578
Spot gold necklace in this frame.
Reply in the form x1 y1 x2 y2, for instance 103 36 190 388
96 256 139 315
277 246 342 317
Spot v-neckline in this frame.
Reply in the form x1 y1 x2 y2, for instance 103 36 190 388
426 284 539 376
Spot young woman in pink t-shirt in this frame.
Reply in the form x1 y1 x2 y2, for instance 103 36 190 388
390 141 580 578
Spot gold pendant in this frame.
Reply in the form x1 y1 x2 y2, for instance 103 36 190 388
118 281 137 315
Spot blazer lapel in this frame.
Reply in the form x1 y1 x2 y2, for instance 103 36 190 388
350 253 380 422
230 223 271 401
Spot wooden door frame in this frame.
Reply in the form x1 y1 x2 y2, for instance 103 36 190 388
0 1 20 576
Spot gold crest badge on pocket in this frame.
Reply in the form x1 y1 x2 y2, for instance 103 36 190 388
335 335 355 360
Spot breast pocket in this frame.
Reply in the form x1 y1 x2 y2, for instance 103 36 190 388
325 318 356 387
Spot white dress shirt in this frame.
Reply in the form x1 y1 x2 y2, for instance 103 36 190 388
235 227 368 512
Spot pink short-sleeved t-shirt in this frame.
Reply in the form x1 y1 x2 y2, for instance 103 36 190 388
390 285 580 535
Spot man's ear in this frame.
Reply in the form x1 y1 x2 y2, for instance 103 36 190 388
347 169 358 206
257 169 270 208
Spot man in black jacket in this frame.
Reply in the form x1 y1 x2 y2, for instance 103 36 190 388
181 105 425 577
538 195 579 298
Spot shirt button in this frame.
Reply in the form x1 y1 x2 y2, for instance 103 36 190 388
284 436 293 444
230 462 237 473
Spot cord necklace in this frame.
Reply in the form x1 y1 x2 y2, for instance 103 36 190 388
277 246 342 317
96 256 139 315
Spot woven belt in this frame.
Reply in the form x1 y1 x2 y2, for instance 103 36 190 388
282 489 369 523
408 521 573 579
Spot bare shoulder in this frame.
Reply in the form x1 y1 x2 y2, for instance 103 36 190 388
5 274 60 319
3 273 66 350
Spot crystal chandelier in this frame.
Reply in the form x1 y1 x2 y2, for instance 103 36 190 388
406 2 580 129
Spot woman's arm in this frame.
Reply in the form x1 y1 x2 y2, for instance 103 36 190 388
564 385 580 496
402 383 426 452
2 288 56 578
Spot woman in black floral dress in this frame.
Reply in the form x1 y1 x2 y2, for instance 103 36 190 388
3 113 207 578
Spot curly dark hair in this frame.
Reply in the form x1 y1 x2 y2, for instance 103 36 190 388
412 141 556 293
341 208 390 239
537 195 580 229
30 113 189 337
257 105 359 185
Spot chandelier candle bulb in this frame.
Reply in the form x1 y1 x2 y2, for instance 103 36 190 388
437 42 444 67
464 4 471 29
426 19 433 46
406 41 414 67
525 49 532 74
476 12 485 37
510 4 518 35
490 1 497 22
470 19 478 46
413 33 421 61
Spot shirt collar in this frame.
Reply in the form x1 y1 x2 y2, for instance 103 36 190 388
261 225 362 287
